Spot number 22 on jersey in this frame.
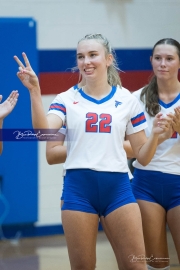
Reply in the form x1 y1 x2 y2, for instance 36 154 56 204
85 112 112 133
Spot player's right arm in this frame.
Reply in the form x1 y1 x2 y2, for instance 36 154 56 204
14 52 63 131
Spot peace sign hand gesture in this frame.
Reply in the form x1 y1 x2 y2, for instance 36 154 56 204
14 52 40 92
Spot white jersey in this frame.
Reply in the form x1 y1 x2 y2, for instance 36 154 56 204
133 88 180 175
48 85 147 172
59 121 134 180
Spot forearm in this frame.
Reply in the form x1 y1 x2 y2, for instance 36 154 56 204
136 132 159 166
157 134 168 145
46 145 67 165
123 140 135 159
30 89 49 129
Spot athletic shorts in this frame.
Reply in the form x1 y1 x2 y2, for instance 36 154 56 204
131 168 180 211
61 169 136 217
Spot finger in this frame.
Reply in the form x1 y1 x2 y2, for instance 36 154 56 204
7 90 18 101
22 52 32 68
16 70 32 82
11 94 19 107
8 91 19 106
155 112 163 120
174 107 180 116
13 55 25 69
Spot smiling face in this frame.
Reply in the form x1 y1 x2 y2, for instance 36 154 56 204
77 39 112 82
151 44 180 81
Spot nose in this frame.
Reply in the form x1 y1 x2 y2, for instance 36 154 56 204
84 56 91 64
160 58 166 67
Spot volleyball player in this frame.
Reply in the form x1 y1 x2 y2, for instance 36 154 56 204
14 34 171 270
131 38 180 270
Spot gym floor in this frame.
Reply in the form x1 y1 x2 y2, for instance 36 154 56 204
0 229 179 270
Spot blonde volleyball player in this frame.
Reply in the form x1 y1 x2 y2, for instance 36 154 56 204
0 90 19 154
14 34 171 270
131 38 180 270
46 79 134 268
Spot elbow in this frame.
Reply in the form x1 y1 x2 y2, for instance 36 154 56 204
137 158 150 167
140 161 149 167
46 154 54 165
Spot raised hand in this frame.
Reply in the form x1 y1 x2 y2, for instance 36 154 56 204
0 91 19 120
172 106 180 134
153 112 172 135
14 52 40 92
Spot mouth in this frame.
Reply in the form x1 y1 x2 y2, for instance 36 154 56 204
158 70 168 73
84 68 95 74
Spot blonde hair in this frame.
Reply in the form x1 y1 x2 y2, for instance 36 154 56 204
77 33 121 86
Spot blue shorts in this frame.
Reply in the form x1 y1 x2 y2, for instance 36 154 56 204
61 169 136 217
131 169 180 211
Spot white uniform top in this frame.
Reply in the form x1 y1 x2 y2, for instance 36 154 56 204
133 88 180 175
59 122 134 180
48 85 147 172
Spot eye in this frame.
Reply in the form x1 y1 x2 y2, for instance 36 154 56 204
167 57 173 61
90 53 97 57
77 55 84 59
154 56 160 60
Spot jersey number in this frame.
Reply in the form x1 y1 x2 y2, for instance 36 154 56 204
86 113 112 133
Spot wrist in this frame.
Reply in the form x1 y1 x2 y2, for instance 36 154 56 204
150 130 159 140
29 86 41 96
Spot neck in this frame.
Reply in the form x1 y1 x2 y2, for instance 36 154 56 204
84 78 111 99
157 78 180 95
157 78 180 103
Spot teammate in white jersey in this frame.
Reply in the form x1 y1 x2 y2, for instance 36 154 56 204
14 34 171 270
0 90 19 154
131 38 180 270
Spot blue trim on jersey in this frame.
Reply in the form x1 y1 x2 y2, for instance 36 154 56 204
131 112 146 127
78 86 117 104
49 103 66 115
73 84 78 90
159 93 180 108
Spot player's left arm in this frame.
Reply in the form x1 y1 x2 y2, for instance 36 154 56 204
126 113 172 166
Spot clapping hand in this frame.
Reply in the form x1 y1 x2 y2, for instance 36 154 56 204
153 112 172 135
0 91 19 120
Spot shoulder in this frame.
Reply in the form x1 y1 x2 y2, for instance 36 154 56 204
131 88 144 100
117 85 132 96
54 85 78 101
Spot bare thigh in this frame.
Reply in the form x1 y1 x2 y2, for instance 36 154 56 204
167 205 180 263
100 216 120 255
62 210 99 270
104 203 146 270
137 200 169 268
